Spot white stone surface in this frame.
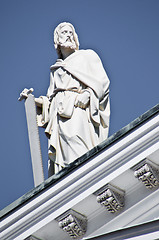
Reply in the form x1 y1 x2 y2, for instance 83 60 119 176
25 94 44 187
19 89 44 187
37 22 110 173
1 110 159 240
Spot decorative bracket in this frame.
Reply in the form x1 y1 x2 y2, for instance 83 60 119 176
133 159 159 189
94 184 125 213
56 209 87 239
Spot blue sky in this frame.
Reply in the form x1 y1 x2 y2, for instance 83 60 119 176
1 0 159 210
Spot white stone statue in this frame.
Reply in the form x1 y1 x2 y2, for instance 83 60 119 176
22 22 110 175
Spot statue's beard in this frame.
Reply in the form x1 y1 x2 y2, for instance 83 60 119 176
59 38 76 50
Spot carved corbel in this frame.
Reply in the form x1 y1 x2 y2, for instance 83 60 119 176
56 209 87 239
94 184 125 213
133 159 159 189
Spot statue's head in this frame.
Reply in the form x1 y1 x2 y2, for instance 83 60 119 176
54 22 79 58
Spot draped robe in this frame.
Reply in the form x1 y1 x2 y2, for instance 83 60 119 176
38 49 110 173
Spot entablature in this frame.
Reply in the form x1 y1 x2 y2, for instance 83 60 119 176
1 104 159 240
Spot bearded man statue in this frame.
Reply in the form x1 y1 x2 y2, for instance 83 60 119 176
35 22 110 175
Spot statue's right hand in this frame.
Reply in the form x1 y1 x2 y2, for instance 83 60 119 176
18 88 34 101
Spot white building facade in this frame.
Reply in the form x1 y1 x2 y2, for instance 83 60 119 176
1 104 159 240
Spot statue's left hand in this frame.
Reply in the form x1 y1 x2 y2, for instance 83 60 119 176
75 91 90 109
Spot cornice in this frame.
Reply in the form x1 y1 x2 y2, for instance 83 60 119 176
1 105 159 240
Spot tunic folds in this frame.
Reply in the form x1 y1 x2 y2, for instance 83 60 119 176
38 49 110 173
